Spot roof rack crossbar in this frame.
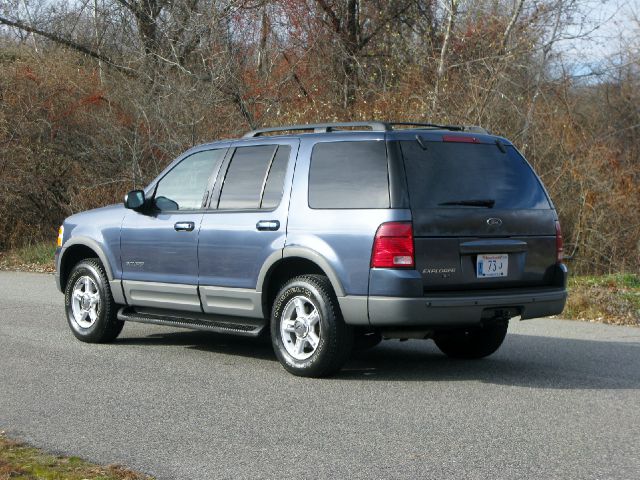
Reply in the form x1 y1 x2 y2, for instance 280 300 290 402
243 121 391 138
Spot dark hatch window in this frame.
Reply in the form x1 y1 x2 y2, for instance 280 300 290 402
400 141 551 209
218 145 290 209
308 141 389 209
154 149 225 211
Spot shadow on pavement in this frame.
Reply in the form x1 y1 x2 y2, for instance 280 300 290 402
117 330 277 362
343 333 640 389
116 329 640 390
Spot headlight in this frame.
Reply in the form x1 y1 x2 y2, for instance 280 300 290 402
57 225 64 247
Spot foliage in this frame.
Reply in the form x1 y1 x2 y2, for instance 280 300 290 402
0 0 638 274
0 241 56 272
565 274 640 326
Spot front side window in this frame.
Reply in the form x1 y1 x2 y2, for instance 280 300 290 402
154 149 225 211
218 145 291 210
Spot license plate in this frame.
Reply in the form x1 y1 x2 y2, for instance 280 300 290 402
477 254 508 278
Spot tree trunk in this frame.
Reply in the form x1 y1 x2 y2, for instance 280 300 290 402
343 0 360 109
431 0 458 113
257 6 270 77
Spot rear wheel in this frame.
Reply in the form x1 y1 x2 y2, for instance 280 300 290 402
434 321 508 359
271 275 353 377
64 258 124 343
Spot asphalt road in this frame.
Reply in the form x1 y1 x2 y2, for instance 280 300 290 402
1 271 639 479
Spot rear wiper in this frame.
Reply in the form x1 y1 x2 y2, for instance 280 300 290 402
438 199 495 208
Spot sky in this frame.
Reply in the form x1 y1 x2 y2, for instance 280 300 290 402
560 0 638 71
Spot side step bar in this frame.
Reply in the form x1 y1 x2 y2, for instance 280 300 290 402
117 307 265 337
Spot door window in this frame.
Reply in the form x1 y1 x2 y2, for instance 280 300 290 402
218 145 291 210
154 149 225 211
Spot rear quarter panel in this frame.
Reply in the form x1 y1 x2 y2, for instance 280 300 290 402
286 134 410 296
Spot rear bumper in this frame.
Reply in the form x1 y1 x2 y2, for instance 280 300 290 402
368 287 567 327
361 262 568 327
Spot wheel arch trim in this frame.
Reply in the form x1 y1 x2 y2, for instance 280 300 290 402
59 238 127 305
282 247 345 297
256 247 346 298
60 237 115 281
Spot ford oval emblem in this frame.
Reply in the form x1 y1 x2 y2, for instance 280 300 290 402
487 217 503 226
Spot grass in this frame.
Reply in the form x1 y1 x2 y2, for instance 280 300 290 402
0 242 56 273
565 273 640 326
0 433 152 480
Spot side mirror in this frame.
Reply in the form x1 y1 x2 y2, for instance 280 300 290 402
124 190 145 210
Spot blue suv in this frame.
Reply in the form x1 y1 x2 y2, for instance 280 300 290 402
55 122 567 377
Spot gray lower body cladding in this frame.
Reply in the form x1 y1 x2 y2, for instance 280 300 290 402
367 288 567 327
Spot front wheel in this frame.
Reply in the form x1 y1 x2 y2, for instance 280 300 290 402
270 275 353 377
434 321 508 359
64 258 124 343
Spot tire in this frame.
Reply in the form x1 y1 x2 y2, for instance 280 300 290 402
270 275 353 377
434 321 508 359
64 258 124 343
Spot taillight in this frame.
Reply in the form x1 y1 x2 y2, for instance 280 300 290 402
371 222 415 268
555 220 563 263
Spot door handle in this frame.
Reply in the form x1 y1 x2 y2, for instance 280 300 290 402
256 220 280 231
174 221 195 232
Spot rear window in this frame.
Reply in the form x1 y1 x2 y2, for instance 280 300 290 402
308 141 389 209
400 141 551 209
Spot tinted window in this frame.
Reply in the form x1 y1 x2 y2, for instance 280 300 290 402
261 145 291 209
308 141 389 209
154 149 225 211
218 145 277 209
401 141 550 209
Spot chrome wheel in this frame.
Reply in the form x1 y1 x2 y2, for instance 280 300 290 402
70 276 100 329
280 295 321 360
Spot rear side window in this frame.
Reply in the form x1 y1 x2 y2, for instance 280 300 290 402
308 141 389 209
400 141 551 209
218 145 290 210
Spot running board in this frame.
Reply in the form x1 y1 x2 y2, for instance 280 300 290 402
117 307 265 337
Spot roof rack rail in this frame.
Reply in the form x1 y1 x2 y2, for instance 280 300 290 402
389 122 489 134
243 122 390 138
388 122 462 131
243 121 489 138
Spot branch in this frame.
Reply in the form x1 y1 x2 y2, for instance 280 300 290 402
316 0 341 33
0 15 134 75
281 50 310 98
358 3 413 50
502 0 525 51
113 0 139 15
